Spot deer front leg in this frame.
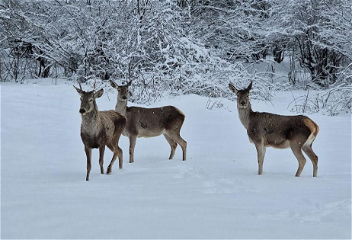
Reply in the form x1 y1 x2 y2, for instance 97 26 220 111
84 146 92 181
255 143 266 175
99 145 105 174
129 136 137 163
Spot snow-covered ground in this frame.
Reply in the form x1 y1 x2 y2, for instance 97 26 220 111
1 80 351 239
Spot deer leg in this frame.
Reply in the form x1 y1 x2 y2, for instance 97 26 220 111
255 143 266 175
99 145 105 174
166 132 187 161
290 143 307 177
164 134 177 160
106 142 123 174
84 146 92 181
114 126 124 170
302 144 318 177
117 146 123 170
129 136 137 163
106 152 117 175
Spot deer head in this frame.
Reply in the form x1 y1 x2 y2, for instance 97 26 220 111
110 80 132 102
229 82 252 109
74 86 104 115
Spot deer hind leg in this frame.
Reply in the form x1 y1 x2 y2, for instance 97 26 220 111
302 143 318 177
84 146 92 181
163 134 177 160
255 143 266 175
165 131 187 161
109 147 123 173
116 145 123 169
106 138 124 174
106 146 123 174
99 145 105 174
290 142 307 177
178 135 187 161
106 152 117 175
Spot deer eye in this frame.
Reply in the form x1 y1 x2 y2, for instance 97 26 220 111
89 99 93 102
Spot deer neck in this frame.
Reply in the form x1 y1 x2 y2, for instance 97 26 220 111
115 99 127 117
237 103 252 130
81 106 101 134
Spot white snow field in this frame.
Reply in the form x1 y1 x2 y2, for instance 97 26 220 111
1 80 351 239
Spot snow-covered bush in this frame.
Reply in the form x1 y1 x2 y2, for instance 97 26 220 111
291 61 352 116
289 82 352 116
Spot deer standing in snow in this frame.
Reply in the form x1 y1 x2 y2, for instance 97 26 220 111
229 82 319 177
74 85 126 181
109 80 187 163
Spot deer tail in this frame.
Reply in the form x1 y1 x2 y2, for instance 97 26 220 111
303 118 319 146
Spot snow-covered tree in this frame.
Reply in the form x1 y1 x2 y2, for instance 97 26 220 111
1 0 350 109
268 0 352 87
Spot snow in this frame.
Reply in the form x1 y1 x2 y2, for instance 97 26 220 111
1 80 351 239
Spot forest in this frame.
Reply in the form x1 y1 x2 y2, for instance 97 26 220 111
0 0 351 115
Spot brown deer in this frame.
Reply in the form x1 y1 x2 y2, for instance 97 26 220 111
109 80 187 163
74 85 126 181
229 82 319 177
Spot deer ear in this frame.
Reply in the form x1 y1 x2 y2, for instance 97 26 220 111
247 82 253 91
94 89 104 98
127 80 132 87
109 80 118 89
73 85 84 95
228 83 238 94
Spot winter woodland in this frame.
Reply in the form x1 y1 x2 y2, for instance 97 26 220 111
0 0 351 115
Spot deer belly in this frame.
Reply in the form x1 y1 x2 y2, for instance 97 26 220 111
264 137 289 149
137 121 164 138
123 125 163 138
138 128 164 138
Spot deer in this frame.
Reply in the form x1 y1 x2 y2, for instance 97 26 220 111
109 80 187 163
229 82 319 177
74 85 126 181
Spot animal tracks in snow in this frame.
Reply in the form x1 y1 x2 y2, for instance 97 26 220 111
172 165 259 194
257 199 351 224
